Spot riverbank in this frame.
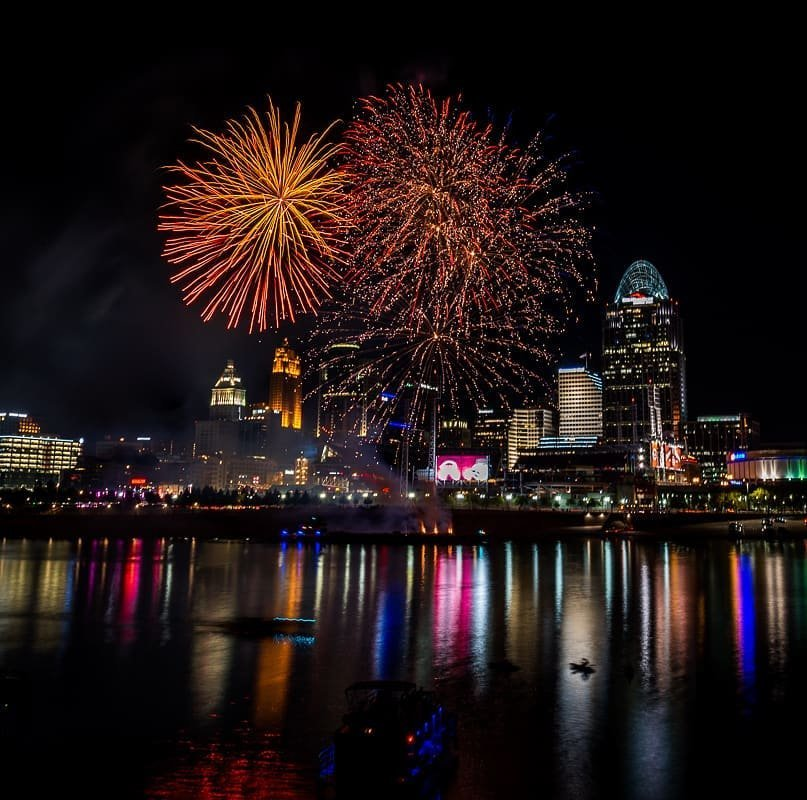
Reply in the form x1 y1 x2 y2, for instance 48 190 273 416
1 506 792 543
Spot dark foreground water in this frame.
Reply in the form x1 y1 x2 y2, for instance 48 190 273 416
2 534 807 799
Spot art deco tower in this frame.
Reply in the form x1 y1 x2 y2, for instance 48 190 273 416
209 359 246 421
602 260 687 443
269 339 302 430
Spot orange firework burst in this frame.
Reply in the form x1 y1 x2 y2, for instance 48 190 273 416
160 100 347 331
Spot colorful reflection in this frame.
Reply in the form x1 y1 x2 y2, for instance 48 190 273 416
2 536 807 800
730 549 757 701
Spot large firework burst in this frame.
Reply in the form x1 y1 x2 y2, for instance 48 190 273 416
342 84 591 326
313 289 565 440
313 85 594 440
160 100 347 332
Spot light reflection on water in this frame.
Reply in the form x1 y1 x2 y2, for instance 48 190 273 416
2 535 807 798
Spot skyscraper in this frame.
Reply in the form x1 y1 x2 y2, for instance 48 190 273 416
507 408 557 469
269 339 302 430
316 341 367 439
558 366 603 441
196 360 245 459
209 359 246 421
602 260 687 444
473 408 508 476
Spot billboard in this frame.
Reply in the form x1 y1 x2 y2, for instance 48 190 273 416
650 441 684 471
436 454 489 483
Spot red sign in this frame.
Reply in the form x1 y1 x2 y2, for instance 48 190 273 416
130 477 147 486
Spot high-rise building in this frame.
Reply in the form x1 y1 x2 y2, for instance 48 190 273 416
558 366 603 441
438 418 471 450
316 342 368 439
602 260 687 444
197 360 246 458
194 419 240 458
0 411 41 435
210 359 246 421
507 408 557 469
684 413 760 485
472 408 508 476
0 411 81 488
295 455 310 486
269 339 302 430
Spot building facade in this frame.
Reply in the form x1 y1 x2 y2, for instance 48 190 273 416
269 339 302 430
0 425 82 488
316 342 367 439
602 260 687 444
558 366 603 441
684 413 760 485
472 408 508 476
507 408 557 469
725 448 807 483
210 359 246 421
438 418 471 450
0 411 41 435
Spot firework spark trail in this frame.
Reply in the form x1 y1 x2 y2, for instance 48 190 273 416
312 85 594 438
342 84 591 329
312 292 567 440
160 100 347 332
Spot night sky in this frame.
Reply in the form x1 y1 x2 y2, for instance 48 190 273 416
1 43 803 445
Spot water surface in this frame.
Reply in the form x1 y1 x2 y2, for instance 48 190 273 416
2 535 806 798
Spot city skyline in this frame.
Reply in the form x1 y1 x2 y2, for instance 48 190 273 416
0 46 803 444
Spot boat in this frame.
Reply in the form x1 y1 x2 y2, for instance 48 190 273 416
569 658 596 677
281 515 328 540
762 517 806 540
213 616 316 638
600 513 634 537
318 680 457 796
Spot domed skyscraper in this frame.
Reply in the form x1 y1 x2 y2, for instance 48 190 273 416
602 260 687 444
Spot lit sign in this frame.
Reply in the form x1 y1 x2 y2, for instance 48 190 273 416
650 441 684 471
380 391 396 401
436 455 489 483
388 421 410 429
130 477 147 486
730 451 747 461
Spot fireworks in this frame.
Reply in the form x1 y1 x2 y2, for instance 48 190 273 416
314 85 594 437
160 100 347 332
313 293 562 439
342 84 591 327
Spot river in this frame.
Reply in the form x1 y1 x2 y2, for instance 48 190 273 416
2 535 806 798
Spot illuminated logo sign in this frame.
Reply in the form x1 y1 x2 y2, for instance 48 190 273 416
436 455 489 483
130 477 147 486
729 451 747 461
